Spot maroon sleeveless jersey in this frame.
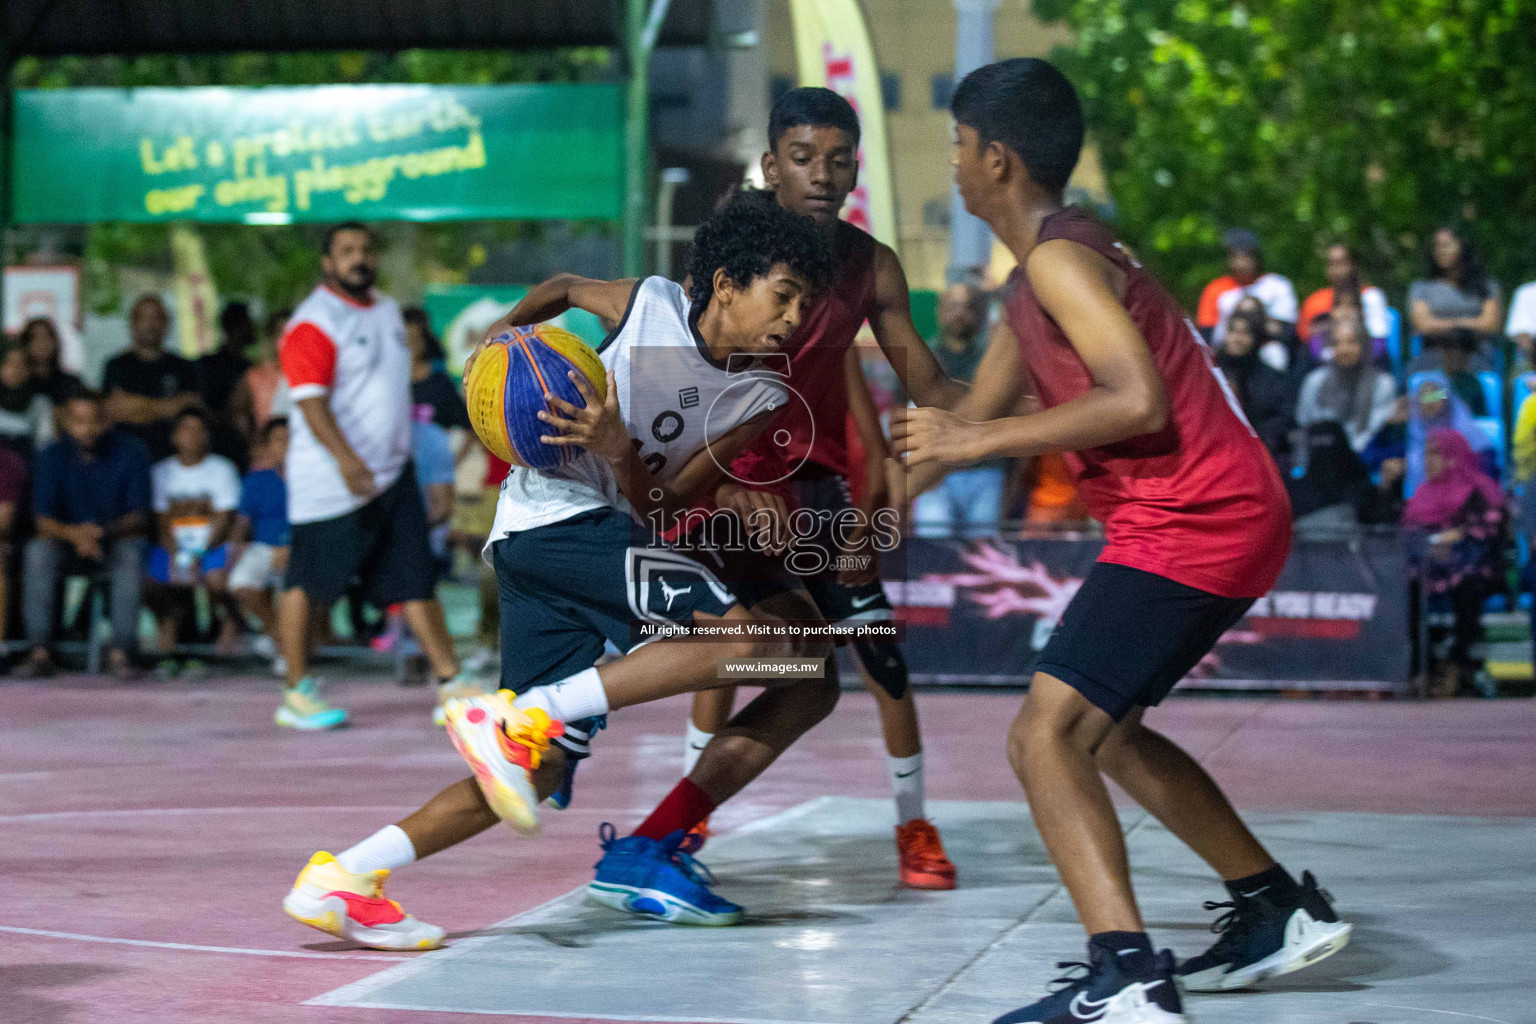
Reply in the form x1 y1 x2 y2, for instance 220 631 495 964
1003 207 1291 598
729 220 877 487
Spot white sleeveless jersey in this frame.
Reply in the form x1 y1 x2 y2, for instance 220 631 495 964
489 277 789 539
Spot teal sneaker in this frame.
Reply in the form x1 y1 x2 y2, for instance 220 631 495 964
275 678 349 730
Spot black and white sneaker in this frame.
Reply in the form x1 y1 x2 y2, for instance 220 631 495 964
993 946 1185 1024
1176 870 1352 992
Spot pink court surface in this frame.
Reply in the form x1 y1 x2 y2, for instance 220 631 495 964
3 675 1534 1024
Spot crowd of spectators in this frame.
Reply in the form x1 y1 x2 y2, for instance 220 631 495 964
0 290 474 682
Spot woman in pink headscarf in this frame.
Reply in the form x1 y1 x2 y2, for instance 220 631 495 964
1404 427 1507 696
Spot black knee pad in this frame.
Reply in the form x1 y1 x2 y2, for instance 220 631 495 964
853 638 908 700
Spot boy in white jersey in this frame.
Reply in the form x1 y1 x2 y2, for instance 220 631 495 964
284 195 837 948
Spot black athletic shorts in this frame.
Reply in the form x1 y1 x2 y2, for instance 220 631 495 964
491 506 739 760
286 465 437 608
690 464 894 626
1034 562 1254 722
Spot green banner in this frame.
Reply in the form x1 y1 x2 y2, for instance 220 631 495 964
12 83 623 225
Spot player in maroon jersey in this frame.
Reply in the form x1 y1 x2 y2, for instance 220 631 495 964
668 88 976 889
892 60 1351 1024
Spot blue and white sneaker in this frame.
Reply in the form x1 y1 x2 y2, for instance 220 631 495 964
993 946 1184 1024
545 715 605 810
275 678 349 730
586 823 743 926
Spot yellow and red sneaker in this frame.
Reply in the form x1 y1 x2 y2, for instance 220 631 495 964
896 819 957 890
443 692 564 837
282 852 444 951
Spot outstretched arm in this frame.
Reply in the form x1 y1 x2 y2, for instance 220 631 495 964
866 244 969 410
891 239 1166 467
900 318 1027 498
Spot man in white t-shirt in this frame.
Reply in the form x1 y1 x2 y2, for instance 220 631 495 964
146 408 242 658
275 223 471 730
1507 279 1536 373
1196 228 1299 345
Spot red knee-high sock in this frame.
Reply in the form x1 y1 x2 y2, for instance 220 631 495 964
632 778 716 841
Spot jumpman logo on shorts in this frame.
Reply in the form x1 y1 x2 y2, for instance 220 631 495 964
661 580 693 610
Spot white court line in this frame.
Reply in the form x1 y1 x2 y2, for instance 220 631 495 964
327 1001 840 1024
1363 1005 1513 1024
0 805 656 824
305 797 833 1011
0 924 414 962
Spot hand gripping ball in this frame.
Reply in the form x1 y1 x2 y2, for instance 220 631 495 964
465 324 608 470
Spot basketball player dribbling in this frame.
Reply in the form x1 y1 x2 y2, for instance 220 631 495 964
893 59 1351 1024
282 195 842 947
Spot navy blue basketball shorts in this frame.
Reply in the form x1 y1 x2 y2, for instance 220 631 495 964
1034 562 1255 722
490 506 740 759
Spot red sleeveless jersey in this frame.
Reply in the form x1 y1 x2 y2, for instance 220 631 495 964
729 220 877 488
1003 207 1291 598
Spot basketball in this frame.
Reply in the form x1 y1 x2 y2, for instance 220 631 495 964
465 323 608 470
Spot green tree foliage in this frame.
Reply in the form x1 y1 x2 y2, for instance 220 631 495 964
9 49 613 314
1032 0 1536 307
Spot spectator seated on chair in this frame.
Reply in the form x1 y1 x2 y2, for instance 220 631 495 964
0 340 56 461
230 417 290 675
20 389 152 678
1296 314 1398 454
103 294 202 461
1215 307 1296 465
1507 277 1536 376
1404 427 1507 698
1196 227 1298 346
1299 241 1390 345
1286 421 1403 531
1407 224 1503 374
0 444 25 655
145 407 243 661
1407 373 1497 493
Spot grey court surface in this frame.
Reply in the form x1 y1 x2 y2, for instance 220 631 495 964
310 797 1533 1024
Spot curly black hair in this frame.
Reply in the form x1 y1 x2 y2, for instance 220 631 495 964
686 191 831 309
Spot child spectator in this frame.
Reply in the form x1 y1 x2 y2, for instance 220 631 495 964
21 390 152 678
145 408 242 662
1296 314 1398 453
1404 427 1506 697
412 412 457 574
404 307 471 434
0 341 55 459
230 418 290 674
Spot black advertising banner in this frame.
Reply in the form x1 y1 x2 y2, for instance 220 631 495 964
890 533 1410 692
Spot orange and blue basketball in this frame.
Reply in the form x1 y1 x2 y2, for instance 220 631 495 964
465 323 607 470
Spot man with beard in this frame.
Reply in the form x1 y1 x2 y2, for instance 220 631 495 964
274 223 473 730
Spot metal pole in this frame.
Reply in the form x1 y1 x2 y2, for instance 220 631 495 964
622 0 672 278
946 0 999 284
655 167 689 281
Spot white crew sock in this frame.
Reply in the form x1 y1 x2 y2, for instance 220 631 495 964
513 667 611 722
337 824 417 875
683 722 714 776
889 753 925 825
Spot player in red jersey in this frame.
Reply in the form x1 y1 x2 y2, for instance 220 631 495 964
892 60 1351 1024
669 88 970 889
